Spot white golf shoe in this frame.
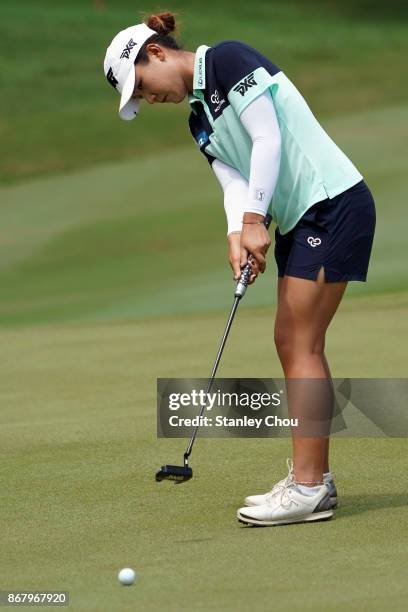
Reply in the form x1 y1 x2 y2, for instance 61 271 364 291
244 459 338 509
237 479 333 527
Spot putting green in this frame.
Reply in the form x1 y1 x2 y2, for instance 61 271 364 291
0 291 407 611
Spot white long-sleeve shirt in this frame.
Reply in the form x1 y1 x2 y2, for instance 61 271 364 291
212 90 281 235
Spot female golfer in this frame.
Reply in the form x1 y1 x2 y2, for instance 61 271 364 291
103 12 376 526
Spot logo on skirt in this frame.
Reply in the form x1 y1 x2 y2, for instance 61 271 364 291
307 236 322 247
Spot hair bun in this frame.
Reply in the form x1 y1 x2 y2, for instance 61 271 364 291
146 12 176 36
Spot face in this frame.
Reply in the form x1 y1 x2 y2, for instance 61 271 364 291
132 44 188 105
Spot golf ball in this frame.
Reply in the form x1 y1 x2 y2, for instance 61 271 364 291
118 567 136 586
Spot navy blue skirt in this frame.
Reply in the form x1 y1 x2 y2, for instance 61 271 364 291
274 180 376 282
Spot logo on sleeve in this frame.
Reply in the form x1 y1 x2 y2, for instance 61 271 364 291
210 90 225 113
197 56 204 86
120 38 137 59
196 130 209 147
233 73 257 96
106 67 119 89
255 189 265 202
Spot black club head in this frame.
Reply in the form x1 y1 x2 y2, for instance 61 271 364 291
155 464 193 484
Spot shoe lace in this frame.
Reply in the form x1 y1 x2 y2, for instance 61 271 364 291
283 476 306 509
265 458 294 504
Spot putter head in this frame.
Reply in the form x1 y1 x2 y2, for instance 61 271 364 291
155 464 193 484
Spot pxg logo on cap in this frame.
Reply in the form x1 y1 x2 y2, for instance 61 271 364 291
103 23 156 120
106 67 119 90
119 38 137 59
105 37 136 88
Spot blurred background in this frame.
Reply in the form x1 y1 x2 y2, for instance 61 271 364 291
1 0 407 325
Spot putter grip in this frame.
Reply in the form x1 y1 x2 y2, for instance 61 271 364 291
234 213 272 298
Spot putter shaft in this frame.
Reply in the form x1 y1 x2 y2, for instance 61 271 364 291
183 213 273 466
184 295 240 463
156 213 272 482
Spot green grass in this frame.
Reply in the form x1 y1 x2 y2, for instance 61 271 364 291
1 0 408 183
1 103 408 327
1 298 407 611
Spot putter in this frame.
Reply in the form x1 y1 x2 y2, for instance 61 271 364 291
155 213 272 484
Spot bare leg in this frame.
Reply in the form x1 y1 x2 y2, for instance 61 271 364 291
321 355 332 473
275 268 347 483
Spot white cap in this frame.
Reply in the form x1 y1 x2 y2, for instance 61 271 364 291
103 23 156 120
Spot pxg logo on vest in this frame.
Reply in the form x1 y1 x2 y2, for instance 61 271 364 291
233 72 257 97
120 38 137 59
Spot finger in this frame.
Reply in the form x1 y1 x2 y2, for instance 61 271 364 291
240 247 249 269
249 257 260 275
230 259 242 280
248 260 259 282
252 251 266 273
248 255 261 276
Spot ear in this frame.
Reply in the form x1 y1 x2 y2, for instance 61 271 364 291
146 43 166 61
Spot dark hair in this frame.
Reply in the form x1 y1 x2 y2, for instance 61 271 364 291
135 11 183 64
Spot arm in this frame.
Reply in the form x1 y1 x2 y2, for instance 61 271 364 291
212 84 282 232
212 91 281 281
238 91 281 273
240 89 281 218
212 159 248 280
211 41 281 220
212 158 247 236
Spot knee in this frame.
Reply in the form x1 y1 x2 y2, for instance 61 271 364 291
274 326 294 361
274 325 325 361
274 325 289 357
